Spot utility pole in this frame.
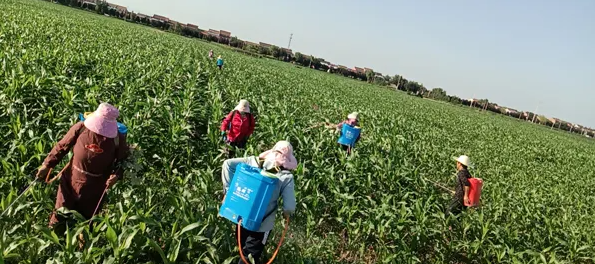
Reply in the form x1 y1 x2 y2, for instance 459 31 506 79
531 101 540 123
287 33 293 49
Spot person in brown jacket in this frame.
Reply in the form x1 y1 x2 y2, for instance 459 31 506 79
36 103 128 232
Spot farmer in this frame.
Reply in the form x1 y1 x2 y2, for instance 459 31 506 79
35 103 128 233
208 49 214 59
221 140 297 264
217 55 224 70
445 155 472 216
335 112 361 154
221 100 255 158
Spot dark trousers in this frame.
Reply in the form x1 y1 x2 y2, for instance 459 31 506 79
236 226 269 264
445 199 467 216
339 144 352 155
226 139 247 158
218 65 223 70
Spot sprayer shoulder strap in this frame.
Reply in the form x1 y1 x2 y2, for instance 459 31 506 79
227 110 237 130
228 111 254 129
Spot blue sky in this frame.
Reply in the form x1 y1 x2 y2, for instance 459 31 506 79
113 0 595 127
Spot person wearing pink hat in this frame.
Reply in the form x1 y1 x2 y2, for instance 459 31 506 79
35 103 129 234
221 141 297 264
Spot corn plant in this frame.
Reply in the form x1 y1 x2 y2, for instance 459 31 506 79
1 0 594 263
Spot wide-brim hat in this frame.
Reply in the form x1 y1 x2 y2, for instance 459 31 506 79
453 155 473 168
234 99 250 113
347 112 359 120
258 141 298 170
83 103 119 138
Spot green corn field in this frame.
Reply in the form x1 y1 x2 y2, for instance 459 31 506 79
1 0 594 263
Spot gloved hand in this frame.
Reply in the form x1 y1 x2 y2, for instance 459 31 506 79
221 131 227 136
36 165 51 181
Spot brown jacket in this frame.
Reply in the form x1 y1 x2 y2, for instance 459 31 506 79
44 122 128 224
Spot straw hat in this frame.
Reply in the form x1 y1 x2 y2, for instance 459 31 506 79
234 100 250 113
347 112 359 120
453 155 473 168
83 103 120 138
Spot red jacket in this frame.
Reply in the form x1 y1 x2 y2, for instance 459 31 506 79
220 111 255 142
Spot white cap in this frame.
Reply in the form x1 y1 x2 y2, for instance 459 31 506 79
347 112 359 120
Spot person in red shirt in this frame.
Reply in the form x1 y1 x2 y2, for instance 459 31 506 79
221 100 255 158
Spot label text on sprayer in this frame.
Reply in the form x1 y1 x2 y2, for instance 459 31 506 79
233 183 253 201
345 130 354 139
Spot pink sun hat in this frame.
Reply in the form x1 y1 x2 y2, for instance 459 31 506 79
83 103 120 138
258 141 298 170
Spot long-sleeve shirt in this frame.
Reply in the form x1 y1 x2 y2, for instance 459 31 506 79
43 122 128 178
220 111 255 143
454 168 471 204
221 156 296 232
44 122 129 224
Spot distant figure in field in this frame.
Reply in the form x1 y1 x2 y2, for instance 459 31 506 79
334 112 361 155
221 100 255 158
217 55 224 70
208 49 213 59
446 155 472 215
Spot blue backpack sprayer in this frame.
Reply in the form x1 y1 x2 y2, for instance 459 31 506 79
337 124 361 150
219 162 289 264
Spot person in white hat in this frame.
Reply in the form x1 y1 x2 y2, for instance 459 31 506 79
446 155 473 215
334 112 361 154
220 100 255 158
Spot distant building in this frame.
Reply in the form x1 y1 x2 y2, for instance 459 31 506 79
244 41 259 47
219 30 231 38
81 0 96 9
505 108 519 115
206 29 218 35
281 47 293 55
152 14 170 23
107 3 127 14
219 30 231 43
186 23 199 30
259 42 272 48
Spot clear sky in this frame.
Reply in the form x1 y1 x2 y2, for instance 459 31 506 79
113 0 595 127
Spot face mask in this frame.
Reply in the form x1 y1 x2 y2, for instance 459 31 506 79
262 154 277 171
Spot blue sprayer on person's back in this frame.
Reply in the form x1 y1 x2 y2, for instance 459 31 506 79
337 125 361 148
219 163 278 231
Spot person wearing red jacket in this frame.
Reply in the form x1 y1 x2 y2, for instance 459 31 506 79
221 100 255 158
